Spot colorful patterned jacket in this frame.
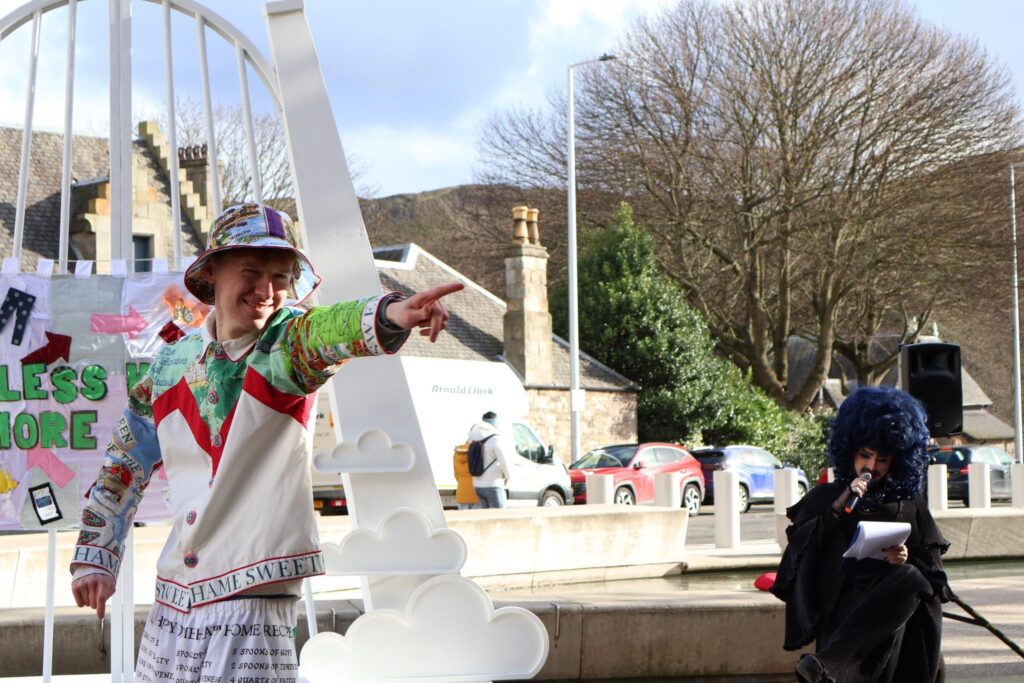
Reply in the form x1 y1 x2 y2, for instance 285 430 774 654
70 294 406 613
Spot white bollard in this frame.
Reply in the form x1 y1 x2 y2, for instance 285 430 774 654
775 513 791 553
1013 463 1024 508
968 462 991 509
773 468 799 515
927 463 948 512
713 469 741 548
654 472 683 508
773 469 799 550
586 473 614 505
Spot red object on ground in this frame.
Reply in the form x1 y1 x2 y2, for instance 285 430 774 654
754 572 777 591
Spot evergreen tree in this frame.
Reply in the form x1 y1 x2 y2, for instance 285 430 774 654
552 204 727 442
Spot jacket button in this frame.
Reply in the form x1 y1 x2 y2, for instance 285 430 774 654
184 552 198 568
208 390 218 404
213 347 226 360
185 511 196 525
211 433 222 448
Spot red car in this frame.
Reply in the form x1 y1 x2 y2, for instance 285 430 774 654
568 443 706 515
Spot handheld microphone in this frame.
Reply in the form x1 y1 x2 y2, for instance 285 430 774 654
843 472 872 514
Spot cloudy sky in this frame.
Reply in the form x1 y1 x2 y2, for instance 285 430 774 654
0 0 1021 197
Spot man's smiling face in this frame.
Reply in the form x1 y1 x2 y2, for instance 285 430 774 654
206 248 297 340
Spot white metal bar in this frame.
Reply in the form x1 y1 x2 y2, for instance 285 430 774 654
195 14 222 214
1010 164 1023 463
0 0 67 40
108 0 123 262
121 528 135 680
12 9 41 263
236 41 263 204
110 566 122 683
133 0 280 106
302 577 318 637
42 529 57 683
118 0 133 263
0 1 281 111
566 62 581 463
57 0 78 275
162 0 183 262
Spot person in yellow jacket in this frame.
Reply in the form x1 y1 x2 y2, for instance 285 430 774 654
453 441 480 509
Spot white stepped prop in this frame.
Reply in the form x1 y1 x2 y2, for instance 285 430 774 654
299 574 549 683
321 508 466 576
314 429 415 474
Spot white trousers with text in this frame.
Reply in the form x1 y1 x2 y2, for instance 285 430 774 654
135 598 299 683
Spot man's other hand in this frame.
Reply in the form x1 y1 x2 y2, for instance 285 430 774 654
72 573 116 619
385 283 464 342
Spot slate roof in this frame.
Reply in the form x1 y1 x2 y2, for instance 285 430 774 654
962 408 1015 441
374 244 638 392
0 128 110 269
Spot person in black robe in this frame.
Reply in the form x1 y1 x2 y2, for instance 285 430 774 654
771 386 950 683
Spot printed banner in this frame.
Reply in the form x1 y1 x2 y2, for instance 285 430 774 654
0 272 210 530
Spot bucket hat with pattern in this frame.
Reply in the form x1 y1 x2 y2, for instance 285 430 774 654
183 202 321 306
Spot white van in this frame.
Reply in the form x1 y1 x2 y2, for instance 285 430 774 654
311 357 573 512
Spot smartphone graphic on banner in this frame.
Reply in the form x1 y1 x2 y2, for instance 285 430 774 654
29 484 62 525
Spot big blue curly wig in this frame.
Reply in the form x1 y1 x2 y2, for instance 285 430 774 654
828 386 931 499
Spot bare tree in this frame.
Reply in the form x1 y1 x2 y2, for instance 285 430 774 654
478 0 1021 410
167 97 376 212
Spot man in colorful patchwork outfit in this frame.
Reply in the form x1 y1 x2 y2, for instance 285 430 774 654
69 203 462 681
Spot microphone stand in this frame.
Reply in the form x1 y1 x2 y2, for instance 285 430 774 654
943 593 1024 660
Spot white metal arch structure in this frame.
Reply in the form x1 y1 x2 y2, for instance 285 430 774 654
0 4 304 681
0 0 281 273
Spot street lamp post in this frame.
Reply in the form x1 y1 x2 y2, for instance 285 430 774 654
1011 163 1024 464
1009 165 1024 508
567 53 615 464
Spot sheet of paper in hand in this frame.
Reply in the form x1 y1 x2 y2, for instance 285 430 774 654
842 521 912 561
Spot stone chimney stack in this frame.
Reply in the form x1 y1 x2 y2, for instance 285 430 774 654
504 206 553 385
178 144 214 212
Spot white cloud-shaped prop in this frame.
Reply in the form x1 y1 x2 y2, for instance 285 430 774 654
300 574 549 682
321 507 466 575
314 429 415 474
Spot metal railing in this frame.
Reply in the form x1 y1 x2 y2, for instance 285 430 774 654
0 0 284 273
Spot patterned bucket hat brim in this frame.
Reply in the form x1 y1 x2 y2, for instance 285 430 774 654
184 202 322 306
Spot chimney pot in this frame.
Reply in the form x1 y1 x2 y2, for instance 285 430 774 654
527 208 540 245
512 206 529 244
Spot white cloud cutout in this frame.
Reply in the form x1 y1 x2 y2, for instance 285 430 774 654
314 429 415 474
300 574 549 682
321 507 466 576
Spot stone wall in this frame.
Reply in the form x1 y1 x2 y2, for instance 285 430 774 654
526 388 638 464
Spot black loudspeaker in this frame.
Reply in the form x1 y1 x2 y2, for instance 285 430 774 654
899 342 963 437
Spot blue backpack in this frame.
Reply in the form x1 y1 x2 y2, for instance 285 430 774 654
467 434 496 476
